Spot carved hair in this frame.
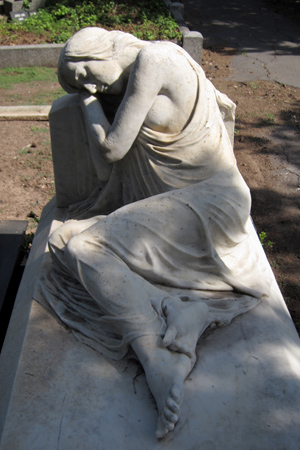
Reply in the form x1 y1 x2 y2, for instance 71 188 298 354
58 27 146 92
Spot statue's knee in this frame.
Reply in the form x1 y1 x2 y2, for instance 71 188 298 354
65 234 83 261
48 228 63 253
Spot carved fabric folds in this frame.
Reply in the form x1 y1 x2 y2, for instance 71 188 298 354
35 45 271 360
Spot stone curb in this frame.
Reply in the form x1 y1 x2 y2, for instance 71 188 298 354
163 0 203 64
0 43 64 68
0 105 51 120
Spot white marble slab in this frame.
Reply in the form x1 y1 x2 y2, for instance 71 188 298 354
0 200 300 449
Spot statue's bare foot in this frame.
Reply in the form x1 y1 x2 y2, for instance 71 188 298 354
132 336 192 439
162 297 209 361
145 347 192 438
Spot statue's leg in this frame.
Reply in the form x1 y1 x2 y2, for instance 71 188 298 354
61 218 209 439
64 228 194 438
64 226 165 334
48 216 104 275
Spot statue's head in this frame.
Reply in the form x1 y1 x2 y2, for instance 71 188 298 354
58 27 144 94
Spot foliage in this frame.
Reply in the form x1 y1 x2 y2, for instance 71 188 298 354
0 0 181 44
22 0 32 10
22 231 35 254
259 231 274 249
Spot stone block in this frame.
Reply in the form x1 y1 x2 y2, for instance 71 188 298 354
9 10 28 21
30 0 45 9
3 0 23 14
49 95 106 208
170 2 185 26
182 31 203 65
0 44 64 68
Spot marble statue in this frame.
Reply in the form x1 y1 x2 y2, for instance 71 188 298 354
43 28 271 439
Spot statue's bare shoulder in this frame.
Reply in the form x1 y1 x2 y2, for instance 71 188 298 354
131 43 198 132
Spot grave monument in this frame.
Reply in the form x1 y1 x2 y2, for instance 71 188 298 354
0 28 300 449
3 0 46 21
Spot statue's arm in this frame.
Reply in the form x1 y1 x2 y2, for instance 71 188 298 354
80 47 164 163
80 91 111 153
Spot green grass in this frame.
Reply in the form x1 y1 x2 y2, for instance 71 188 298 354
19 144 32 154
0 0 181 44
265 113 275 123
0 67 65 105
30 89 65 105
30 125 48 133
248 82 259 90
0 67 58 89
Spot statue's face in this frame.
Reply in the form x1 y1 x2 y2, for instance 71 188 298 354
65 59 124 95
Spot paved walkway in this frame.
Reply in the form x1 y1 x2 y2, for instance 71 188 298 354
183 0 300 88
183 0 300 261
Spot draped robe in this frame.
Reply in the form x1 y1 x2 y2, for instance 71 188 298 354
36 45 271 359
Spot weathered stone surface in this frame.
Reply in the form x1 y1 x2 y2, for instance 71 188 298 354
182 31 203 66
0 105 51 121
0 203 299 449
29 0 46 10
0 44 63 69
9 10 28 21
49 95 101 208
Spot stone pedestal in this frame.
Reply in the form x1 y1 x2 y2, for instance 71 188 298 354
0 200 300 449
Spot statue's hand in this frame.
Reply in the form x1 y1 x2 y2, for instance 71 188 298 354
79 90 99 107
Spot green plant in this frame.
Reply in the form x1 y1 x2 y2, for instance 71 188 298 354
27 210 40 223
23 0 32 10
249 82 258 90
0 0 181 44
19 144 32 154
271 260 279 269
259 231 274 249
22 231 35 254
265 113 275 123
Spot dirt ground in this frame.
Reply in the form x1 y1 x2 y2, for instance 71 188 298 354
0 43 299 333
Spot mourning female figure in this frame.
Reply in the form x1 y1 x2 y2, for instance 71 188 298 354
46 28 270 438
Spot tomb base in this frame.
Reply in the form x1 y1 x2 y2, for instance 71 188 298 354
0 199 300 449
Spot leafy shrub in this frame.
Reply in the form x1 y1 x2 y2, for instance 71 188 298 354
0 0 181 43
